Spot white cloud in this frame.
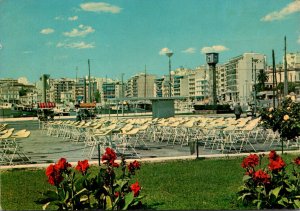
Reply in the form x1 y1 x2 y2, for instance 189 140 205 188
56 41 95 49
182 47 196 54
54 16 64 21
40 28 55 34
159 47 172 55
261 1 300 21
68 16 78 21
201 45 229 54
80 2 122 13
63 24 95 37
23 51 33 54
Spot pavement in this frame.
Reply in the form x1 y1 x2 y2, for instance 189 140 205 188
1 115 299 170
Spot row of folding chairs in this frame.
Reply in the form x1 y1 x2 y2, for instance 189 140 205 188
0 127 31 165
42 117 154 159
147 117 265 154
42 115 299 159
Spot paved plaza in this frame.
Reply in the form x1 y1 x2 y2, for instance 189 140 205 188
1 114 299 169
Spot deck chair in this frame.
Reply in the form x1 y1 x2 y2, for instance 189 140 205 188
3 131 31 165
0 130 14 164
116 128 140 158
84 128 113 160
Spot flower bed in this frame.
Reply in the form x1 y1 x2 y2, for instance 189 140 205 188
237 150 300 209
36 148 143 210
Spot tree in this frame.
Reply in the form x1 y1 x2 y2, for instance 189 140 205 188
276 82 297 93
256 69 269 92
19 87 27 96
93 90 101 103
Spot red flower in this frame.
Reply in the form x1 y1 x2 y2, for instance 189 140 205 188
56 158 71 171
253 169 270 184
268 157 286 172
128 160 141 174
293 157 300 165
45 164 63 186
75 160 89 174
114 192 120 198
269 150 279 161
130 181 141 197
241 154 259 169
132 160 140 169
101 148 119 167
245 169 254 176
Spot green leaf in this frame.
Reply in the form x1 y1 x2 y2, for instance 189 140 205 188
115 179 129 189
254 199 262 209
238 193 252 202
294 200 300 208
270 186 282 199
73 188 88 198
123 192 134 210
65 190 70 203
42 202 50 210
105 195 112 210
242 175 252 182
44 190 59 200
278 198 288 206
80 195 88 202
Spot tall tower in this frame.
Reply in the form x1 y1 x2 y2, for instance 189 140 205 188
206 53 219 108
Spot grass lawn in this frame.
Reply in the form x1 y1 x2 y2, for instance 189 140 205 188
1 154 298 210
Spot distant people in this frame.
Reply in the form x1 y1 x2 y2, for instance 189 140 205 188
234 102 243 120
75 104 81 121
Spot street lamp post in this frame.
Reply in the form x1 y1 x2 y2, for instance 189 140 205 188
166 52 173 98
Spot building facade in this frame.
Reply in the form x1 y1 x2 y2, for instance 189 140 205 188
125 73 155 98
217 53 266 104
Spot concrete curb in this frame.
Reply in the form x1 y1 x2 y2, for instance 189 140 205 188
1 149 299 170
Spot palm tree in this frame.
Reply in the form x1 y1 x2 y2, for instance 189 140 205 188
256 69 269 92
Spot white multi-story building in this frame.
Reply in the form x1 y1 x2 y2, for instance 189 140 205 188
284 52 300 83
190 66 208 101
266 52 300 95
218 53 266 104
125 73 155 98
48 78 76 103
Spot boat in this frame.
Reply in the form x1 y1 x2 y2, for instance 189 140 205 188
0 103 37 118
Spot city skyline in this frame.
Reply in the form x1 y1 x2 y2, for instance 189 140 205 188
0 0 299 83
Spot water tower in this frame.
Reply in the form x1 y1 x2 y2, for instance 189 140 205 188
206 52 219 109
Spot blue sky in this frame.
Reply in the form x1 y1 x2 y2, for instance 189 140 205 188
0 0 299 83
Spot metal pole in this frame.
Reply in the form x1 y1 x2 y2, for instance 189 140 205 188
121 73 124 116
83 77 87 103
98 144 101 166
88 59 91 103
284 36 288 96
196 140 199 159
169 56 172 97
272 50 276 108
254 62 257 115
166 52 173 98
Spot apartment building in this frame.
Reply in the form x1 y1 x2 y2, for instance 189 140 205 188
154 78 164 97
0 78 36 104
219 53 266 104
193 66 208 101
125 73 155 98
283 52 300 83
266 52 300 95
75 77 97 103
48 78 76 103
